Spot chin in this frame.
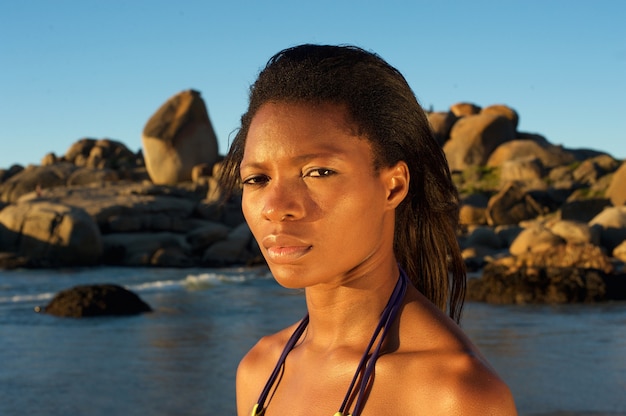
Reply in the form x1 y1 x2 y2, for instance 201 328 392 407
267 265 309 290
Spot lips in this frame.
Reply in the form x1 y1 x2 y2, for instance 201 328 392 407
262 235 312 264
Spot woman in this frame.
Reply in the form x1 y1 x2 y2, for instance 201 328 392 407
220 44 517 416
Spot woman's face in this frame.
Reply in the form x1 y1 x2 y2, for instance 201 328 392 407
240 101 407 289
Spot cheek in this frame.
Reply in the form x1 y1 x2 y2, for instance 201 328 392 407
241 194 257 228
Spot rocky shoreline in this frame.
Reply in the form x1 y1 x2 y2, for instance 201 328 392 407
1 90 625 304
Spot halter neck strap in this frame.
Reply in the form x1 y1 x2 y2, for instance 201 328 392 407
251 268 409 416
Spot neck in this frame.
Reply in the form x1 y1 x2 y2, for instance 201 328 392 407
302 261 402 350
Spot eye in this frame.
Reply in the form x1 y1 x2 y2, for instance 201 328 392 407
242 174 270 186
304 168 336 178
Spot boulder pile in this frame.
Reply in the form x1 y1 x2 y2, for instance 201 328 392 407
1 95 624 304
429 102 625 303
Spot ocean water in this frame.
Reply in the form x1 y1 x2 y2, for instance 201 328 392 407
0 266 624 416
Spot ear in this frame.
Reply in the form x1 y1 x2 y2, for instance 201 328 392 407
382 161 410 210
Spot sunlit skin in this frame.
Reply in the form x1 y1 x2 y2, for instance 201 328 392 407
236 101 517 416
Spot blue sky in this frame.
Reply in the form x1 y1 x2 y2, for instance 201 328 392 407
1 0 624 169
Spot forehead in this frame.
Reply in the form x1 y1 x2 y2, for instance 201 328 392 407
242 101 373 163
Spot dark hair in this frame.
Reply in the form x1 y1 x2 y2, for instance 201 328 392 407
219 44 465 322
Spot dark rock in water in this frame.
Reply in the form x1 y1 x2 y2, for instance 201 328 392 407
467 264 625 304
43 284 152 317
0 252 31 269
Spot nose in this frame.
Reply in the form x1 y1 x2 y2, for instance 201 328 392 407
262 178 306 222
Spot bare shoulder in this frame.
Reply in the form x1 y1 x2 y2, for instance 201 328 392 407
428 350 518 415
390 290 518 415
235 322 301 416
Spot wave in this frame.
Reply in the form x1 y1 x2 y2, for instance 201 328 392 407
0 292 55 304
0 266 273 304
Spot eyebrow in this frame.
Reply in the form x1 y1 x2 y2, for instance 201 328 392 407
240 151 347 171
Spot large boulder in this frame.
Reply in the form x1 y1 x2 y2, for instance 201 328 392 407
606 161 626 206
0 201 103 266
444 113 516 171
43 284 152 317
142 90 219 185
480 104 519 130
426 111 457 146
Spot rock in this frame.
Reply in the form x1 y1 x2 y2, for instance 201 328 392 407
566 148 610 161
0 252 31 269
102 232 189 266
0 201 103 266
0 164 25 183
606 161 626 206
467 264 616 304
509 224 565 256
18 182 201 231
150 246 195 267
486 182 544 226
459 193 489 225
459 203 487 226
202 222 254 266
613 240 626 262
495 224 523 247
43 284 152 317
191 163 213 183
461 245 505 271
64 138 138 170
548 165 577 190
444 113 516 171
196 199 246 227
572 154 619 186
205 176 221 203
498 157 545 186
185 221 231 253
510 243 614 273
449 102 481 117
426 111 457 146
0 163 77 203
142 90 219 185
480 104 519 130
41 153 58 166
462 225 503 250
487 139 576 169
65 138 97 164
589 206 626 252
66 167 120 187
559 198 611 223
526 188 568 213
548 219 600 245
